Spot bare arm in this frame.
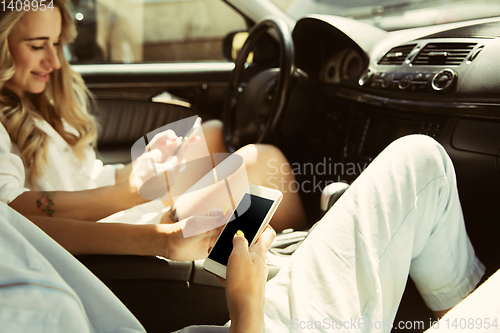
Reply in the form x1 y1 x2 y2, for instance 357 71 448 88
26 209 229 258
9 129 183 221
115 163 133 184
27 215 158 255
10 181 145 221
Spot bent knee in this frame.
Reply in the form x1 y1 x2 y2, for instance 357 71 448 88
236 144 285 166
202 119 223 138
384 134 452 175
388 135 444 157
202 119 226 154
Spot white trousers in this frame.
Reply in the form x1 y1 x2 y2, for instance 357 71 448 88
264 135 485 332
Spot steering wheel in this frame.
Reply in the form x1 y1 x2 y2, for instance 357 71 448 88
223 17 295 153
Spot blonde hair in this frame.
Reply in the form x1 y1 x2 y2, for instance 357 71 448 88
0 0 97 185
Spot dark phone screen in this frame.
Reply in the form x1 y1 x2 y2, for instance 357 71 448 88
208 193 274 266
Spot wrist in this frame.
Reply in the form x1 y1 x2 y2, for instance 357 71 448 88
115 163 132 184
151 223 173 258
229 297 265 333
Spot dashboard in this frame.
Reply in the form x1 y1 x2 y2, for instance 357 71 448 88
294 17 500 102
287 15 500 273
291 15 500 167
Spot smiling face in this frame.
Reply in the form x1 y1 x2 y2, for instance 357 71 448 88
5 8 62 96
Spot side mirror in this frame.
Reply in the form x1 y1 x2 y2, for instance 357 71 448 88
222 31 254 63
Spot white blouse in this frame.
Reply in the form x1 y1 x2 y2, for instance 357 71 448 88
0 118 119 203
0 118 167 224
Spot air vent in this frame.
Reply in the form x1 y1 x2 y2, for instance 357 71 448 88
413 43 477 66
378 44 416 65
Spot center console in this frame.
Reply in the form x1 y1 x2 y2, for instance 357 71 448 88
343 107 445 162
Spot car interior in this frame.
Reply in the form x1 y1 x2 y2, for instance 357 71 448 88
68 1 500 332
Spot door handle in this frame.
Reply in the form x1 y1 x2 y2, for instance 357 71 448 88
151 91 191 108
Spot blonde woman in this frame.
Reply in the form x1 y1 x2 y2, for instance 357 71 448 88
0 0 306 255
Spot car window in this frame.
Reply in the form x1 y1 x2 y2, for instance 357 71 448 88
68 0 247 64
269 0 500 31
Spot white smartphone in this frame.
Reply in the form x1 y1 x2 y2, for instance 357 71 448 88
203 185 283 279
169 116 202 159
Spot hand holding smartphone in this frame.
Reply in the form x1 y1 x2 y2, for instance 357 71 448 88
203 185 282 279
168 116 202 161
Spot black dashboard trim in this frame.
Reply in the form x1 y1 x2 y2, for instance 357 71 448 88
333 87 500 120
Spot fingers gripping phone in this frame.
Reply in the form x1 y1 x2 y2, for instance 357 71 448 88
131 116 202 200
203 185 282 279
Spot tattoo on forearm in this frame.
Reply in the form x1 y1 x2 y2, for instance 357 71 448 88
36 191 55 217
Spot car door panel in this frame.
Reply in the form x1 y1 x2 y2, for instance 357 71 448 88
73 63 234 163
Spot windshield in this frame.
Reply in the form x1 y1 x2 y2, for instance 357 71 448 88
270 0 500 31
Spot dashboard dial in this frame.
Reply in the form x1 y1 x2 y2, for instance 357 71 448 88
322 48 364 83
321 49 347 83
342 49 363 81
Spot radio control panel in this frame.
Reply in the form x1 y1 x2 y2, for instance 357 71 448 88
359 68 457 93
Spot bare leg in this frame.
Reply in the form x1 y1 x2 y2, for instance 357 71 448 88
160 119 226 210
201 119 307 232
199 119 227 161
232 143 307 232
163 119 307 232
